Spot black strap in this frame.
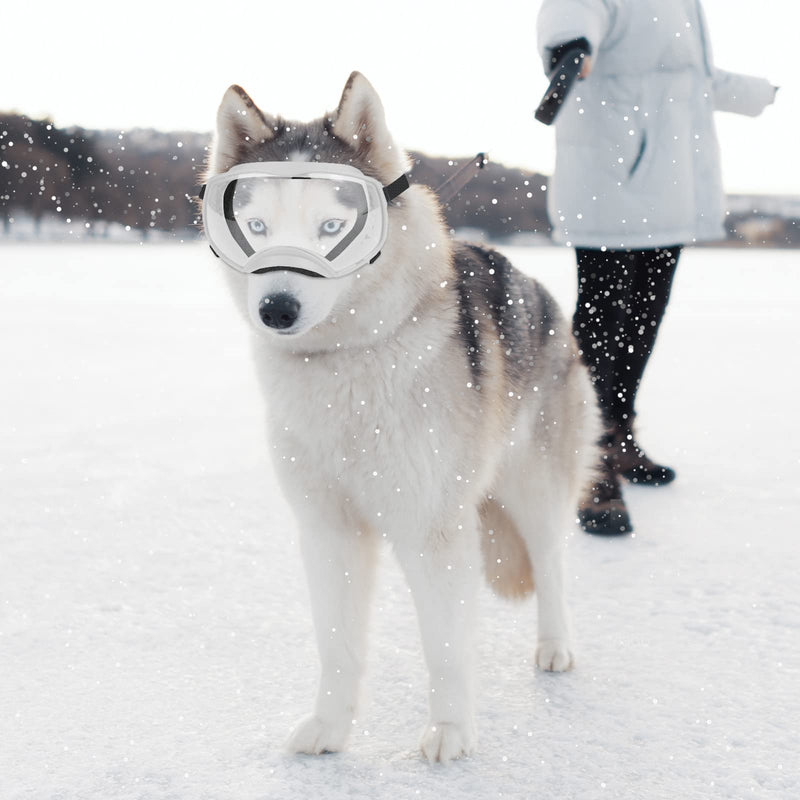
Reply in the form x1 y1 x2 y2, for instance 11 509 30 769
383 173 410 203
433 152 488 205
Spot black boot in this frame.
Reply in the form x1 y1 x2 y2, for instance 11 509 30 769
578 440 633 535
608 422 676 486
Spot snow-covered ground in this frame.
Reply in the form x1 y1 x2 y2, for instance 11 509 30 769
1 243 798 800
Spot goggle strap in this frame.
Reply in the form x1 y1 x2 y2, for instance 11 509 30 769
383 173 410 203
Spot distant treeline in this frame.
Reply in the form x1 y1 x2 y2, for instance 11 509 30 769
0 112 551 241
0 114 204 237
1 112 797 247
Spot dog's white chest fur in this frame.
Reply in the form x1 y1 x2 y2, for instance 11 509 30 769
254 319 484 533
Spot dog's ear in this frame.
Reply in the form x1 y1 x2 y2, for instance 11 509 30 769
209 85 274 175
331 72 407 178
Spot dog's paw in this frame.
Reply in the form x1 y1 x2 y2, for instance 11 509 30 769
536 639 575 672
285 714 351 755
419 721 476 764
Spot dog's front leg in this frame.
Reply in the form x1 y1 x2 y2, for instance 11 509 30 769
285 513 377 756
395 520 480 763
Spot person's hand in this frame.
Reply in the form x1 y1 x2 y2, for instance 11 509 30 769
579 55 593 79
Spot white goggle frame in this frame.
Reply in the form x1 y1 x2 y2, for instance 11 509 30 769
200 162 409 279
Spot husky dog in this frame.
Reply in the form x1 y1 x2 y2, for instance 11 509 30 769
205 73 601 763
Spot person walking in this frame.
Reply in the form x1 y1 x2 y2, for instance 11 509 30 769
536 0 777 535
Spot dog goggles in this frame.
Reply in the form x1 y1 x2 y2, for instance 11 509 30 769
200 162 409 279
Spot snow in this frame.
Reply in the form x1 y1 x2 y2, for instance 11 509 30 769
1 243 798 799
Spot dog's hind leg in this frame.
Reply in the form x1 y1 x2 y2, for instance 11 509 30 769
393 509 481 763
285 503 378 755
496 461 576 673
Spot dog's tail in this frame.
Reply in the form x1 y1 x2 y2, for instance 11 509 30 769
478 497 535 600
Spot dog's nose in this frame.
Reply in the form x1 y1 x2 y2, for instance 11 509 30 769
258 293 301 330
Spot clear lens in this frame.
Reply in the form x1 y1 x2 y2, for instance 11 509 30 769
204 169 386 275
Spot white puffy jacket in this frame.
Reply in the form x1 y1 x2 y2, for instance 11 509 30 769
537 0 775 248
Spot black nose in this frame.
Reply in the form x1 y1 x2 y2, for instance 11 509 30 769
258 293 301 330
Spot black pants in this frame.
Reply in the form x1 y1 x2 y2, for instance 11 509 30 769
573 246 680 427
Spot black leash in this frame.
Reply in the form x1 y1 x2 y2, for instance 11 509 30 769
434 152 488 204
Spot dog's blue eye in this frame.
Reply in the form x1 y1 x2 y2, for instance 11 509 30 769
320 219 345 236
248 218 267 235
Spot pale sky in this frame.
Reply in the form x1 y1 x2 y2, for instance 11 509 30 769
4 0 798 194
